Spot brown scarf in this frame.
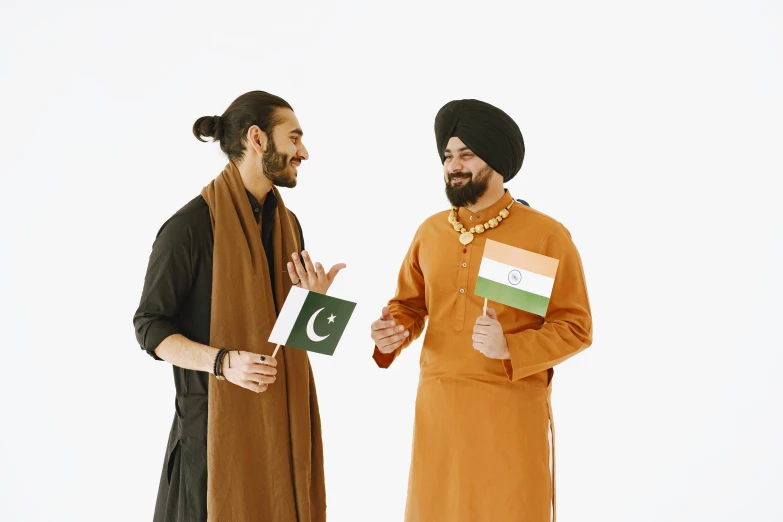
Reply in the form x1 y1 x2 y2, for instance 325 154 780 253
201 162 325 522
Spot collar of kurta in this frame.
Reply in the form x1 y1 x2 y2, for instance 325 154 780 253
456 189 515 225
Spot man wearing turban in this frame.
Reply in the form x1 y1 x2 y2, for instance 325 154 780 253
370 99 593 521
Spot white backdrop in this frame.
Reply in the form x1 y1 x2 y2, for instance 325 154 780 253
1 1 781 521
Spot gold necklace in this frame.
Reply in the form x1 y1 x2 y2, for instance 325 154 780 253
448 201 514 245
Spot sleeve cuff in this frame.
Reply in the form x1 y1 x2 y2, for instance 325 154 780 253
372 346 398 369
139 322 181 361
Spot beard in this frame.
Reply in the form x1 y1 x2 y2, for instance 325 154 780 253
444 165 493 207
262 138 298 188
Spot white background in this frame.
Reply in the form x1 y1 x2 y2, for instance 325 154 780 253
1 1 781 521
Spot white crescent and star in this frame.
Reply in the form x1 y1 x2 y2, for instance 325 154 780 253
306 308 337 342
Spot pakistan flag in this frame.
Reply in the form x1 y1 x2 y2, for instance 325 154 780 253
269 286 356 356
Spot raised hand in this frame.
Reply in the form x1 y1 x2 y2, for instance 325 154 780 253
287 250 346 295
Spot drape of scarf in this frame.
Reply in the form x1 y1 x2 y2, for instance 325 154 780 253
201 162 325 522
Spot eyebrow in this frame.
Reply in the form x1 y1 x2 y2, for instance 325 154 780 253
290 128 304 136
444 147 471 153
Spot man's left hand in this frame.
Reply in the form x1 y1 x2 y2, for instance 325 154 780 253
472 307 510 360
288 250 346 295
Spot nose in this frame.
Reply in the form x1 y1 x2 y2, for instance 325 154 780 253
297 143 309 161
448 158 464 174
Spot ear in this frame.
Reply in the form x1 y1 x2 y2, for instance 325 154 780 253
246 125 269 155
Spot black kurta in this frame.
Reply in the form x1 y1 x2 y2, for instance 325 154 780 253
133 190 304 522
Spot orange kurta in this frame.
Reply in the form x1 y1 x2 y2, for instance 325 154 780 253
374 190 592 522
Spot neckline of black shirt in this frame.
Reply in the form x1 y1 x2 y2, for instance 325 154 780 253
247 189 278 224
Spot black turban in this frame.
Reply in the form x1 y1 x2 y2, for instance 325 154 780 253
434 99 525 182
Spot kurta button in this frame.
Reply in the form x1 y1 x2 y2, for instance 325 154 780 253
459 288 465 293
462 263 467 267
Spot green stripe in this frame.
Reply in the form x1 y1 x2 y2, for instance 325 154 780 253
475 277 550 316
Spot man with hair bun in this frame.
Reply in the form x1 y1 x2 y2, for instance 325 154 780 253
370 99 593 522
134 91 343 522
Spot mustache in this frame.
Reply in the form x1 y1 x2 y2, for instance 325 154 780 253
447 171 472 181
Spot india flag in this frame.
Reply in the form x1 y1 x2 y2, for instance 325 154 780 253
475 239 560 317
269 286 357 356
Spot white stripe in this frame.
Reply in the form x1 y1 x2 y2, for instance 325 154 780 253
478 257 555 297
268 286 309 345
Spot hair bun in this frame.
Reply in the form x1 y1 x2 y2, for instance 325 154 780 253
193 115 223 142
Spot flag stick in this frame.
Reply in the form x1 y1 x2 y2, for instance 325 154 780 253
483 298 488 316
272 344 281 358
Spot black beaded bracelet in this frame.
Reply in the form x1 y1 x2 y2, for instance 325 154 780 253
213 348 229 380
218 349 229 378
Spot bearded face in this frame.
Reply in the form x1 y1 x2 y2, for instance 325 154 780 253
262 135 300 188
444 163 494 208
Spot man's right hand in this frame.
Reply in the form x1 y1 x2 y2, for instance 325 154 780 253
371 306 409 354
222 351 277 393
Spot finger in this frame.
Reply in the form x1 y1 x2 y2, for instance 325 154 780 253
475 316 498 327
380 331 409 348
485 307 498 320
371 330 396 346
375 325 405 340
381 306 393 321
472 333 488 344
473 324 490 335
291 252 307 282
241 380 269 393
245 373 276 384
315 262 326 281
300 251 317 280
251 354 278 367
286 261 300 284
372 319 397 331
326 263 347 283
374 331 407 348
379 339 406 354
245 364 278 377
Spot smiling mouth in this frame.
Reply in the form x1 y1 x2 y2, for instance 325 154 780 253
449 175 471 184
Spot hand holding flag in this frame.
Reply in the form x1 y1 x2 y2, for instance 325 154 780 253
472 307 510 360
221 350 278 393
472 240 559 360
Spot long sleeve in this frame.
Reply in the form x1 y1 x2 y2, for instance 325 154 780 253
503 223 592 381
373 228 428 368
133 212 196 360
